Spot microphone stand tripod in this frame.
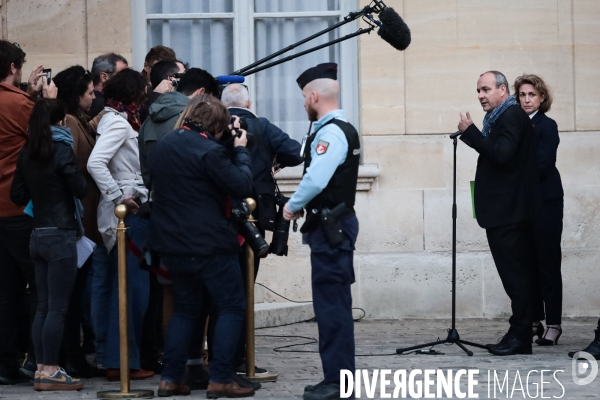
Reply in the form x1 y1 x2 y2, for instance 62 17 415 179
395 134 486 357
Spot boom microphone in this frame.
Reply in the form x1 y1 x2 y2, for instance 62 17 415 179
377 7 411 51
216 75 245 85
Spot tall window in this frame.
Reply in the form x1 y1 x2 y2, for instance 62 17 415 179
132 0 359 141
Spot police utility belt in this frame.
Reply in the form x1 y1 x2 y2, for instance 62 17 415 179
300 203 355 246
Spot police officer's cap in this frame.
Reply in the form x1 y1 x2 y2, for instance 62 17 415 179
296 63 338 90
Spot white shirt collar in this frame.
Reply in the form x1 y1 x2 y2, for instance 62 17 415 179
529 110 539 119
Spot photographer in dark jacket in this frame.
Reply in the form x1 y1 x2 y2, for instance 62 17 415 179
148 95 254 398
11 99 86 391
221 83 303 373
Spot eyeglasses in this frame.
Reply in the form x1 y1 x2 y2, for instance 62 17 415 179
13 42 21 50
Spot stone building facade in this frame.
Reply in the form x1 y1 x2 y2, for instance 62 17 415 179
2 0 599 319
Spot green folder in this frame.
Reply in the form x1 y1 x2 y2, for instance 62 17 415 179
470 180 476 219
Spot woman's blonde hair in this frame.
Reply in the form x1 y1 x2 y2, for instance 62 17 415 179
174 94 230 136
513 74 553 113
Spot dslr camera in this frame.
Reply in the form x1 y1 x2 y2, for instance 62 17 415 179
230 200 270 257
219 117 255 150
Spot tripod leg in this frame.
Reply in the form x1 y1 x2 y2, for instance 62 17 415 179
396 340 446 355
455 341 473 356
459 339 488 350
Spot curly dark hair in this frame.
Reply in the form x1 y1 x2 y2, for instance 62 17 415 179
102 69 147 106
0 40 26 82
53 66 93 115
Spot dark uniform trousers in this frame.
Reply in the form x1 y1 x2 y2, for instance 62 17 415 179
305 215 358 383
486 220 536 342
530 197 564 325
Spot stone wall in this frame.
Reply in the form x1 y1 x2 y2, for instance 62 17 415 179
4 0 599 318
260 0 600 319
3 0 131 71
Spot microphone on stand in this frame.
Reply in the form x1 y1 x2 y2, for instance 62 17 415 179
376 7 411 51
450 131 462 139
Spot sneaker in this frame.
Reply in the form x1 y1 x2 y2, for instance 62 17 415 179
33 371 41 390
235 363 268 375
37 368 83 391
231 372 261 391
19 355 36 380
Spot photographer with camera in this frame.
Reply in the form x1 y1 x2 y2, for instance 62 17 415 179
148 95 255 398
283 63 360 400
221 83 303 373
139 68 218 190
139 59 186 124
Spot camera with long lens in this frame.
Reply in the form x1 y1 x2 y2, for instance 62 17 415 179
220 117 255 150
230 200 270 257
269 192 292 256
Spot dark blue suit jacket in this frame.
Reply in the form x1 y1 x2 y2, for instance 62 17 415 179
531 111 564 200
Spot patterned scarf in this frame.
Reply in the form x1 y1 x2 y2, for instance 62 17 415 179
105 98 141 132
481 95 518 137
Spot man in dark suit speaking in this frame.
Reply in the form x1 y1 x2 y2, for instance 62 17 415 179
457 71 540 356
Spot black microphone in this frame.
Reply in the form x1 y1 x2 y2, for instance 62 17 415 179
450 131 462 139
377 7 411 51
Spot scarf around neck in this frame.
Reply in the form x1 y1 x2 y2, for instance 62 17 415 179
105 98 141 132
481 95 518 137
51 125 74 146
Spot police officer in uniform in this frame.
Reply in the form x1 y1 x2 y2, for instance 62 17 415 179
283 63 360 400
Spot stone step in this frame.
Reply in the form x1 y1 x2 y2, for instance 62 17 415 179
254 301 314 329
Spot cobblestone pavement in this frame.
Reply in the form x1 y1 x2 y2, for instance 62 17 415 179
1 317 599 399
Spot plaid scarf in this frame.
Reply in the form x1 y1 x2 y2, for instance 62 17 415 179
481 95 518 137
105 98 141 132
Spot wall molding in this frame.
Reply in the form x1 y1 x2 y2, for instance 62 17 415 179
275 163 379 194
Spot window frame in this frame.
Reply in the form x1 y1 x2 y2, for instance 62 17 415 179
131 0 360 128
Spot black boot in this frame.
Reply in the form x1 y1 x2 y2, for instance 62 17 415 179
568 330 600 360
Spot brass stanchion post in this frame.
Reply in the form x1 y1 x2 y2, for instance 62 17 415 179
97 205 154 399
244 199 278 383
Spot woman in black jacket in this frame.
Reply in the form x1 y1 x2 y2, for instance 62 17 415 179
514 74 564 346
10 99 86 391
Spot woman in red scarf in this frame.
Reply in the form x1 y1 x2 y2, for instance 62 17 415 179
87 69 154 381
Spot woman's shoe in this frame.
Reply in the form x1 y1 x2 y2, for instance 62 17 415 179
536 325 562 346
37 368 83 391
533 322 545 340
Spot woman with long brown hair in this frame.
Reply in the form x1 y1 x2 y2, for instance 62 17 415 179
11 99 86 391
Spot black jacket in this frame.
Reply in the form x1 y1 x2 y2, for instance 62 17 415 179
148 127 253 257
461 104 541 229
228 107 303 229
11 142 86 229
531 111 564 201
88 89 104 118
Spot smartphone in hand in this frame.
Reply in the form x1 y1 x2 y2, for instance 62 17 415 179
43 69 52 85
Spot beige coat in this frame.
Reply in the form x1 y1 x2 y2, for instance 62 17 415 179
87 107 148 251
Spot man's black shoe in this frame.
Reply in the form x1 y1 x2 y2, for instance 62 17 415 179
488 334 532 356
185 364 209 390
65 358 106 378
231 372 261 391
235 363 268 374
485 332 510 350
303 382 354 400
568 329 600 360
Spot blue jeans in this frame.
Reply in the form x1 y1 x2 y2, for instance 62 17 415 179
161 254 245 384
30 228 78 366
91 244 111 366
92 214 150 369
